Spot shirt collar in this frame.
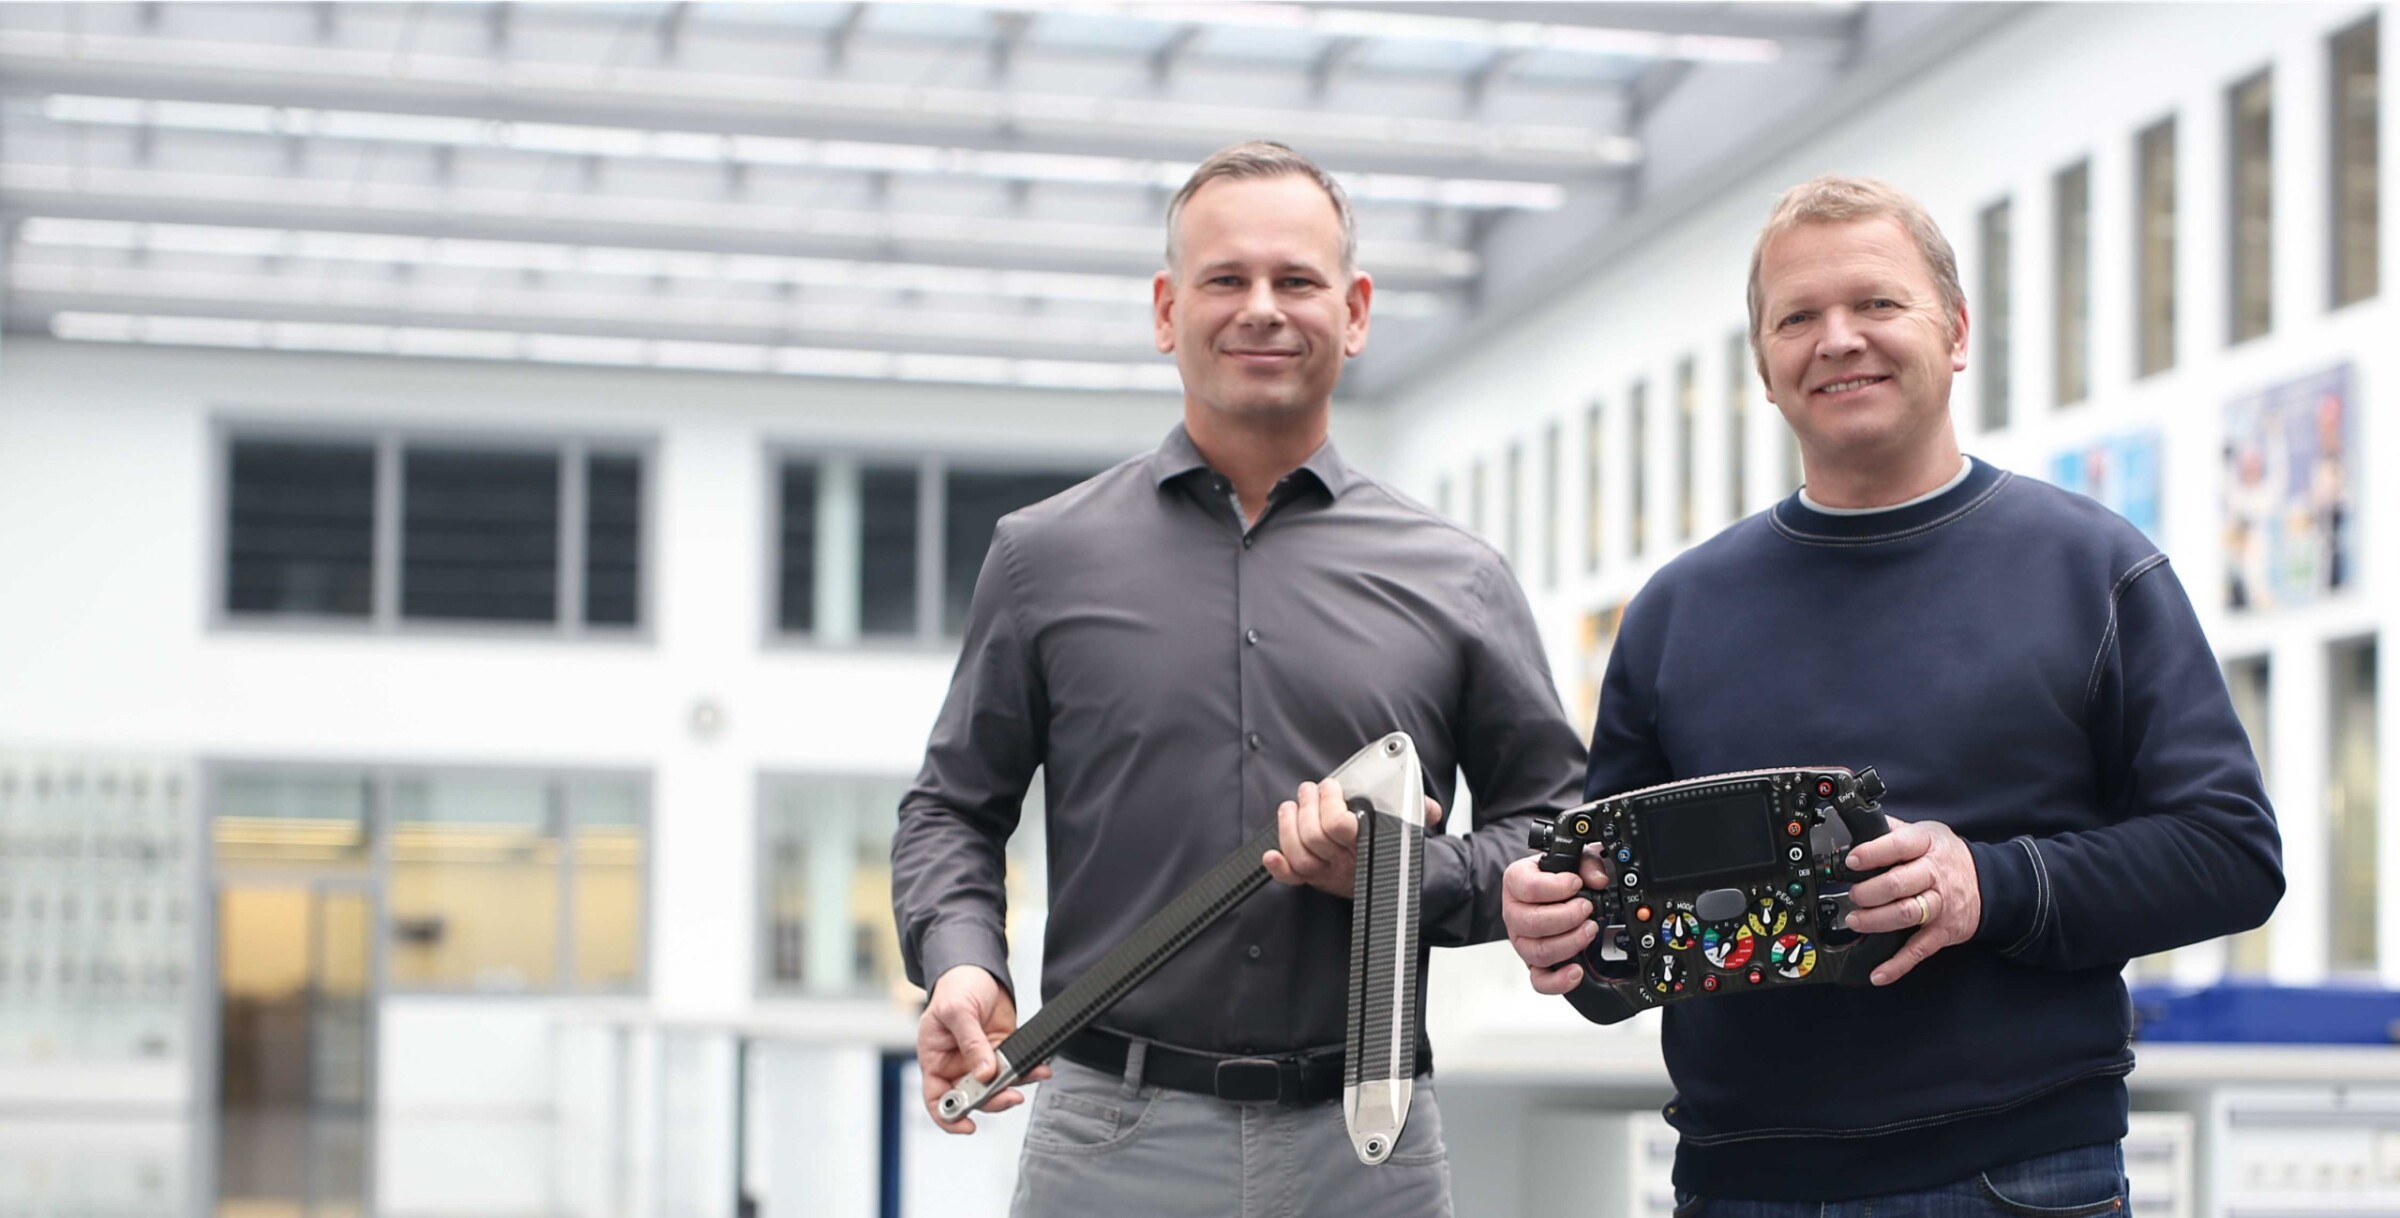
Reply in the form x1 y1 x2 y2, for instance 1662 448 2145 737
1148 422 1356 500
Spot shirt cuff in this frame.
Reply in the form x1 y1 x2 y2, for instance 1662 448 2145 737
919 922 1016 1003
1418 834 1474 944
1968 836 2048 957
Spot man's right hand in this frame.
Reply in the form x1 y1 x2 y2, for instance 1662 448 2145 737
917 965 1050 1134
1501 852 1610 995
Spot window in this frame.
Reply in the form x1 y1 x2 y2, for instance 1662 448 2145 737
774 456 1089 645
1629 380 1649 555
2054 161 2091 407
1675 357 1697 543
1542 423 1560 590
2332 17 2380 308
211 766 647 994
220 433 646 633
1727 332 1751 519
2230 70 2275 344
2224 657 2273 977
1504 441 1523 567
1978 200 2012 431
1584 401 1603 574
2137 119 2178 378
225 440 376 618
758 775 1044 999
2329 638 2379 973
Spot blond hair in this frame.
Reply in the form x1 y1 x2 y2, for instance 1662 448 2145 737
1164 141 1356 275
1746 175 1964 373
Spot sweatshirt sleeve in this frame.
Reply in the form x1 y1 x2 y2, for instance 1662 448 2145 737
1421 559 1592 946
890 522 1047 999
1969 556 2285 968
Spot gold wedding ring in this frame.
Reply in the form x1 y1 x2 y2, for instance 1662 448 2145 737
1912 892 1932 927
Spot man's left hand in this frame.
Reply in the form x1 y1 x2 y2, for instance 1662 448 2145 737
1840 814 1983 986
1262 777 1443 899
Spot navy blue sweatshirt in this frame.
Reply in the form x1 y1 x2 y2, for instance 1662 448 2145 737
1586 457 2283 1199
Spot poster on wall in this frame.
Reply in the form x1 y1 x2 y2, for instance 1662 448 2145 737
2222 363 2358 612
2050 429 2164 543
1573 600 1626 736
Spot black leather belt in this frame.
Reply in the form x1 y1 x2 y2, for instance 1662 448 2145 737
1061 1027 1429 1107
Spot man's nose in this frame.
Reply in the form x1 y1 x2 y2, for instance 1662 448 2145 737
1237 280 1284 324
1817 308 1865 358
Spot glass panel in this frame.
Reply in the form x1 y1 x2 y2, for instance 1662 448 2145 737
1629 380 1648 553
216 886 312 1106
1584 401 1603 574
778 462 817 635
2224 657 2274 976
2138 120 2178 378
386 774 559 991
762 777 1043 1000
2332 17 2380 308
2230 71 2275 344
214 770 372 876
858 464 919 638
226 440 376 618
312 888 372 1108
2329 639 2378 972
1504 442 1522 566
942 469 1087 637
1727 332 1750 519
1676 357 1696 542
401 448 560 623
584 453 642 627
1542 422 1560 590
1979 201 2012 431
2054 161 2091 407
571 777 646 992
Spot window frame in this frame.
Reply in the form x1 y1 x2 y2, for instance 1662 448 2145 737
2227 67 2277 346
761 443 1110 651
2135 115 2179 380
200 758 653 1002
208 419 657 642
1978 197 2014 432
2329 15 2381 311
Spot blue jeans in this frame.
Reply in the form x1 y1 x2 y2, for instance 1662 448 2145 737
1673 1142 2128 1218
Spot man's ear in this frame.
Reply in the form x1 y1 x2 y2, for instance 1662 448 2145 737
1949 301 1970 373
1343 271 1373 357
1153 269 1177 354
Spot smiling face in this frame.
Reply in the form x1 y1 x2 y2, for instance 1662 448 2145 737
1755 216 1967 492
1154 173 1371 429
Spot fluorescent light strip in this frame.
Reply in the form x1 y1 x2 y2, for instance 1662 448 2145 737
49 311 1185 393
0 164 1480 279
39 95 1569 211
12 217 1453 318
975 2 1788 64
0 31 1634 165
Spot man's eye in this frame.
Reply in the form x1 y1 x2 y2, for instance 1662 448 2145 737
1864 298 1899 311
1279 277 1318 290
1778 312 1811 329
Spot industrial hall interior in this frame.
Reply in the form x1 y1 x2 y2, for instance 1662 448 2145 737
0 2 2393 1216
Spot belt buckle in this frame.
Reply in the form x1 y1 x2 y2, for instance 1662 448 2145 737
1213 1057 1285 1104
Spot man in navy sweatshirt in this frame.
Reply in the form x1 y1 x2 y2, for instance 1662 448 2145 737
1501 176 2283 1211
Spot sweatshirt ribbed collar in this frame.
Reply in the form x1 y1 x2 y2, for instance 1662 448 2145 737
1770 456 2010 546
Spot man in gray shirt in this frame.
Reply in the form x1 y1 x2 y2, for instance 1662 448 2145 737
892 141 1585 1216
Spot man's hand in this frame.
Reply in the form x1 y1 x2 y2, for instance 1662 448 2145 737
1261 778 1443 899
1501 851 1609 994
916 965 1049 1134
1841 814 1984 985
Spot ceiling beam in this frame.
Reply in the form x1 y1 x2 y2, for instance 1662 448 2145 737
1148 25 1203 88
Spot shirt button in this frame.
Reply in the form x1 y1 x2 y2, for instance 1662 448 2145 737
1247 732 1262 750
1241 536 1254 549
1246 944 1263 961
1244 628 1259 646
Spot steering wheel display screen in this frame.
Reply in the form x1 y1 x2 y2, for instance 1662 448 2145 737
1636 788 1780 886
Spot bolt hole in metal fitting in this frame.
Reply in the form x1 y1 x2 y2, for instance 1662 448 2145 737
1382 739 1404 756
1364 1137 1386 1159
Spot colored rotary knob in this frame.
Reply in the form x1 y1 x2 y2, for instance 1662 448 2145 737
1659 909 1699 951
1772 933 1818 980
1645 952 1689 997
1701 925 1755 971
1746 892 1793 938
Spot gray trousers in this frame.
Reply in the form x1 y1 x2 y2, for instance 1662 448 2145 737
1009 1056 1453 1218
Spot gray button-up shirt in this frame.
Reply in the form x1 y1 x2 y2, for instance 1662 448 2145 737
893 424 1586 1055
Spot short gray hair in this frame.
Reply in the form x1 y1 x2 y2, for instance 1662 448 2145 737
1164 141 1357 275
1746 175 1964 372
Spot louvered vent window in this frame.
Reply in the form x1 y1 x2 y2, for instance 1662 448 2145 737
403 449 559 623
225 440 376 618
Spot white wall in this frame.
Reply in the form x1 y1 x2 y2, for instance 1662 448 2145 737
1381 1 2397 990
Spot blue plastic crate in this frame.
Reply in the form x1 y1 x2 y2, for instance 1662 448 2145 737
2129 981 2400 1044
